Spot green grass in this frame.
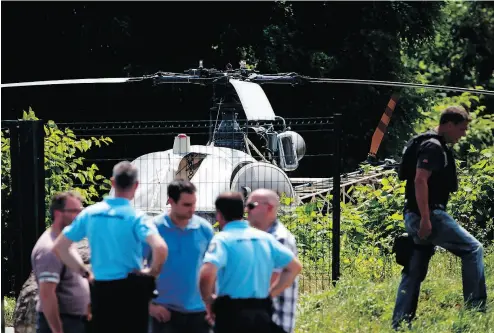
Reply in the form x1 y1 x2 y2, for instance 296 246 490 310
3 296 16 327
295 250 494 333
2 251 492 331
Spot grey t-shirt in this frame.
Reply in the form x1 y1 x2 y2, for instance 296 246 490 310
31 229 90 316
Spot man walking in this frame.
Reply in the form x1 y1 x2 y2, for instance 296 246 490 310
246 189 299 333
199 192 302 333
144 179 214 333
52 161 169 333
392 106 487 329
32 191 90 333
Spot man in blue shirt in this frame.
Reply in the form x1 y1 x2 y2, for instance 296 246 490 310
143 179 214 333
52 161 168 333
199 192 302 333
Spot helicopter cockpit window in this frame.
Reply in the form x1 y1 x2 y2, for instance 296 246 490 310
281 136 297 166
277 133 299 171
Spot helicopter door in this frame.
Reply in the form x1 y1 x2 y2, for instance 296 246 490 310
176 152 207 181
277 133 299 171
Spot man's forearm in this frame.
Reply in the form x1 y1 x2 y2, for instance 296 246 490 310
415 179 430 220
200 278 215 302
41 295 63 333
54 249 88 277
149 247 167 276
269 270 297 298
199 268 216 304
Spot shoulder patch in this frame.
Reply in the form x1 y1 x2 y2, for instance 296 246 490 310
207 241 217 253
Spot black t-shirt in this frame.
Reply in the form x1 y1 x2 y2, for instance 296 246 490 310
404 133 458 213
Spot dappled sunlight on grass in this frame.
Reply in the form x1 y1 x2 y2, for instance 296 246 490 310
295 251 494 333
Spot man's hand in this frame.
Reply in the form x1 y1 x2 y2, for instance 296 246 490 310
149 303 171 323
204 294 217 327
87 271 95 284
136 267 160 278
418 218 432 240
205 303 215 326
87 303 92 321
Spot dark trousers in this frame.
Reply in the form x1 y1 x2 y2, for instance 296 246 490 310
212 296 273 333
36 312 88 333
91 275 155 333
149 310 211 333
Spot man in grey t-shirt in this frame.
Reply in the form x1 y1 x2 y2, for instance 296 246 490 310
31 191 91 333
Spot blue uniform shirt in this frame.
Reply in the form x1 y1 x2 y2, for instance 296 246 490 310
203 220 294 299
143 213 214 312
62 196 158 281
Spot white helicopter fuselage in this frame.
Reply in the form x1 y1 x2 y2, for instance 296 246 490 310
128 141 296 222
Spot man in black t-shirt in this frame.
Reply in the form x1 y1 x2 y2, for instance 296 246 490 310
392 106 487 330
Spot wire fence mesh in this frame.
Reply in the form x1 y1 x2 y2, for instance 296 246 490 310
63 116 338 293
2 116 340 296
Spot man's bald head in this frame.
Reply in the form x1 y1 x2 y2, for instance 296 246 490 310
249 189 280 207
246 188 280 231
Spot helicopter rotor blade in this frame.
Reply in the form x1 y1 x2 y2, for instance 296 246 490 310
368 93 401 160
0 77 147 88
308 77 494 96
248 74 494 95
2 69 493 96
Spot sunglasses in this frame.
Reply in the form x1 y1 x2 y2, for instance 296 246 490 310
245 202 269 210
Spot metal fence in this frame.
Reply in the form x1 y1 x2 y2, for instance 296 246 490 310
1 120 45 299
1 115 341 297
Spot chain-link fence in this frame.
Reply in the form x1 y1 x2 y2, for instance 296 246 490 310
1 115 342 297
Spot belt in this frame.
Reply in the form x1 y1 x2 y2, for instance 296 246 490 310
405 203 446 215
212 296 272 313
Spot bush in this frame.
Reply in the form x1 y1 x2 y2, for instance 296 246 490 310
1 108 113 224
281 90 494 291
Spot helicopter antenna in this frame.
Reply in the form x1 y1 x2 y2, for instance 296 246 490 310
210 98 223 145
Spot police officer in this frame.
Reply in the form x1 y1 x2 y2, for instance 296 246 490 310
52 161 169 333
199 192 302 333
391 106 487 330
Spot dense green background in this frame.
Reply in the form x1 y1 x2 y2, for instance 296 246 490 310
2 1 493 330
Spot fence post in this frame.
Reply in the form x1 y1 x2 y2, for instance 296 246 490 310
332 113 342 285
10 120 45 298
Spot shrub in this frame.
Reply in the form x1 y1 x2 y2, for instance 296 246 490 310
1 108 113 224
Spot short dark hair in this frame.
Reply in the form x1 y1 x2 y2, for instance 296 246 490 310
215 192 244 222
168 179 196 202
439 105 472 125
112 161 138 190
49 191 83 219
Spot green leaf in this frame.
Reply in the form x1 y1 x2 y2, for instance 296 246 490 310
390 213 403 221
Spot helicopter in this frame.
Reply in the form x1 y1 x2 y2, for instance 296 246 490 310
2 60 493 222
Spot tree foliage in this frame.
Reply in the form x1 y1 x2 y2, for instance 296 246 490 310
282 89 494 284
404 1 494 92
1 108 113 225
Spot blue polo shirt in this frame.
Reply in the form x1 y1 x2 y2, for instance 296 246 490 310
143 213 214 312
203 220 294 299
62 196 158 281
